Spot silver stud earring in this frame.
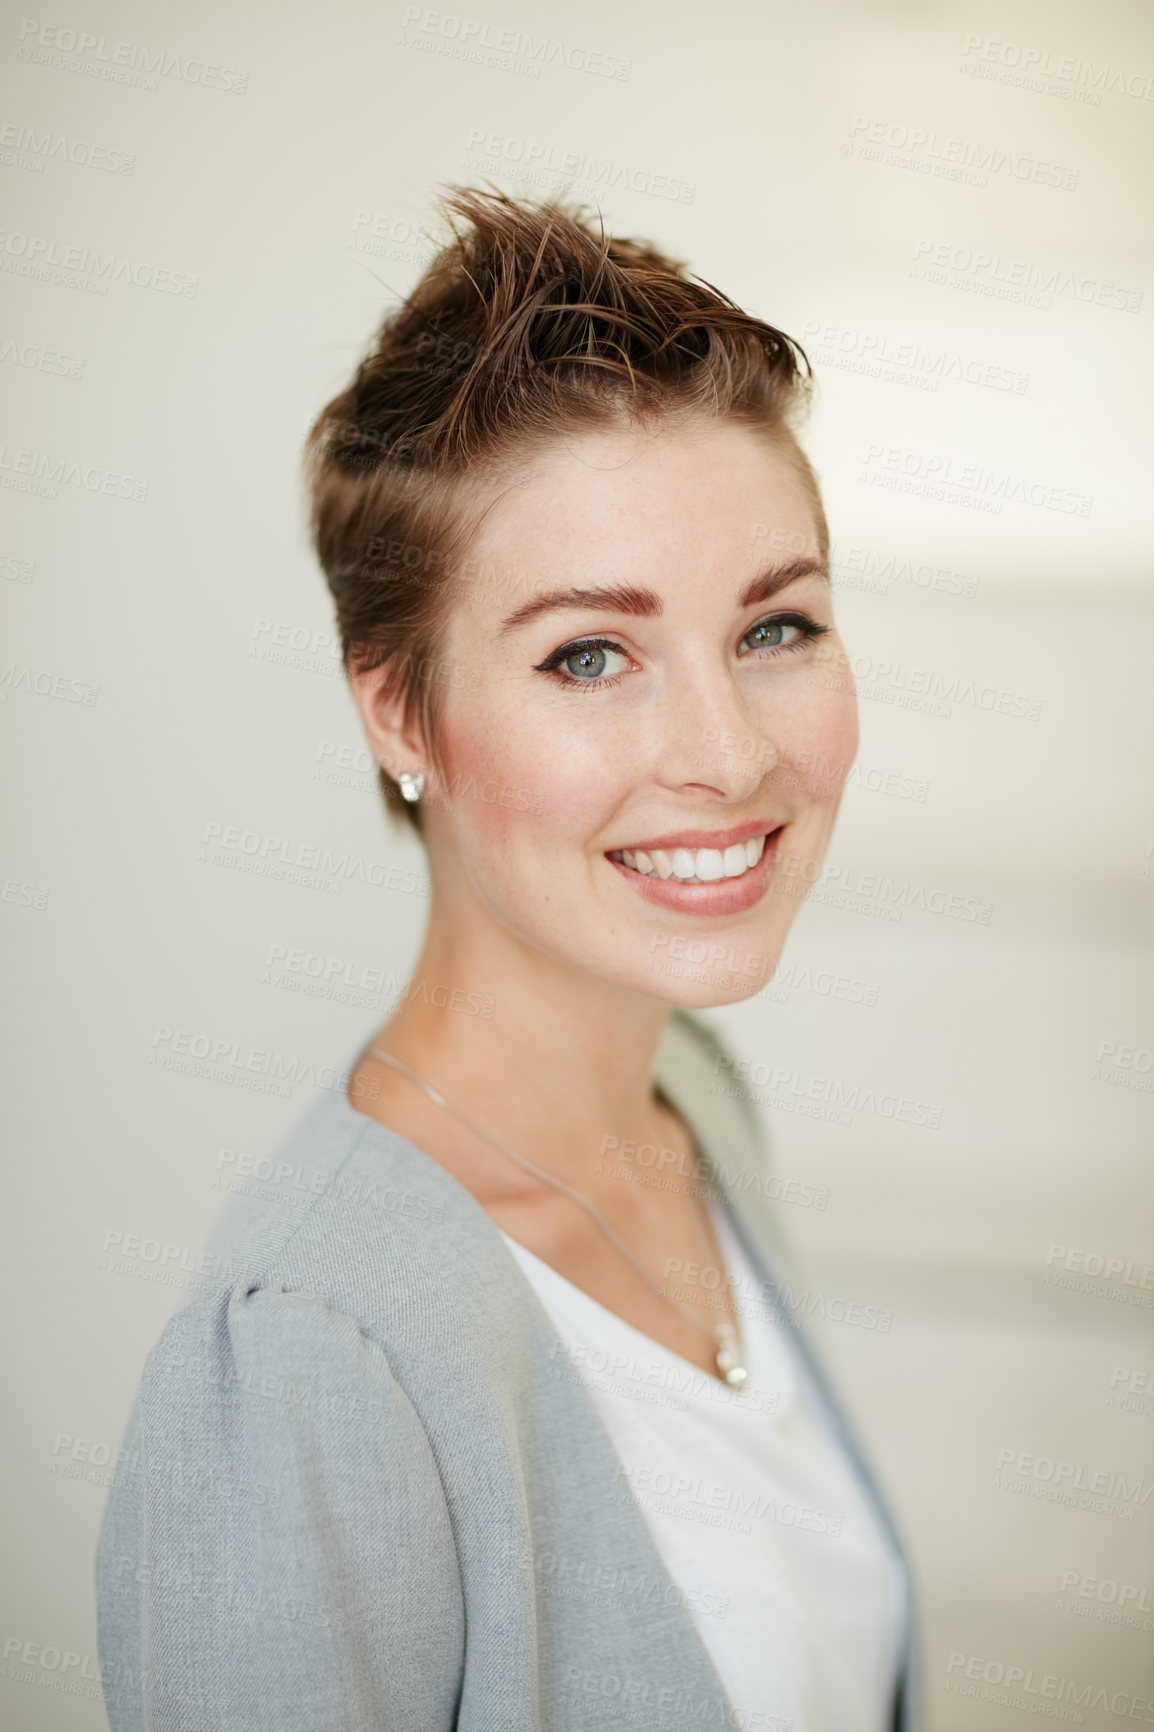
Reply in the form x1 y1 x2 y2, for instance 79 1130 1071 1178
397 770 425 804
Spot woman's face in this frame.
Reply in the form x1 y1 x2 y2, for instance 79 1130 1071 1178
408 416 858 1007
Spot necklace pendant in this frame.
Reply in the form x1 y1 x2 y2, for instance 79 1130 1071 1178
715 1324 747 1389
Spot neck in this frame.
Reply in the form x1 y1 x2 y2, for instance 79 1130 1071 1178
364 896 681 1184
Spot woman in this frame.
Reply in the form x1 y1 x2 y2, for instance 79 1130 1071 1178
96 187 918 1731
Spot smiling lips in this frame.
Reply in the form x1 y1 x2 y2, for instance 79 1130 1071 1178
604 822 785 915
608 834 767 884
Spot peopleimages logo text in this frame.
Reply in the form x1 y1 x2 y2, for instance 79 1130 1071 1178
0 228 198 295
959 34 1154 101
912 239 1141 313
861 443 1092 516
15 19 249 91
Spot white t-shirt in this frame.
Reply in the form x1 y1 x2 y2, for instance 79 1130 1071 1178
500 1197 905 1732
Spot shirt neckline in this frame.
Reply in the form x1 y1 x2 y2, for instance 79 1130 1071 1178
497 1196 776 1402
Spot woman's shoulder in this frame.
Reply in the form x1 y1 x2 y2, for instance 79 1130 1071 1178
125 1083 528 1419
215 1074 495 1237
201 1082 462 1274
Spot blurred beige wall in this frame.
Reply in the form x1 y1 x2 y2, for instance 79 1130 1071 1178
1 0 1151 1726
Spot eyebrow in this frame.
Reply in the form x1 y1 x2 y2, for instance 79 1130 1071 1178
496 559 829 638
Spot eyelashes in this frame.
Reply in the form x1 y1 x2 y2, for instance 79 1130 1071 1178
534 636 632 691
534 612 830 692
737 612 830 658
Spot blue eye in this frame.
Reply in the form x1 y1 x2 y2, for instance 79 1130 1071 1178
741 618 799 652
738 613 825 657
537 637 631 688
564 645 610 680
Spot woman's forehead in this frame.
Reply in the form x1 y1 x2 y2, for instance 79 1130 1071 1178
456 423 823 612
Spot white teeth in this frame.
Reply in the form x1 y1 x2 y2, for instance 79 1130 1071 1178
612 832 774 883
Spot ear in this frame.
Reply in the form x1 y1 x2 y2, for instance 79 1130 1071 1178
348 658 429 787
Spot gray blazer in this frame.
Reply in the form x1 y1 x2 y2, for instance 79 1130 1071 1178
96 1011 919 1730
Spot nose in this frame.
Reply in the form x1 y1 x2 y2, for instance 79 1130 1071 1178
650 662 780 802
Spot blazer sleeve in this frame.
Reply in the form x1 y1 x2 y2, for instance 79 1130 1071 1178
95 1280 465 1732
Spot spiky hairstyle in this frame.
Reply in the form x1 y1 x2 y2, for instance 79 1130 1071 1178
305 185 823 832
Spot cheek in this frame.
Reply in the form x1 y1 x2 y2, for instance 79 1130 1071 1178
435 685 622 844
817 690 860 788
773 675 859 801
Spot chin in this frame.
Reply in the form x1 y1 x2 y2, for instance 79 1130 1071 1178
628 927 785 1010
641 968 780 1013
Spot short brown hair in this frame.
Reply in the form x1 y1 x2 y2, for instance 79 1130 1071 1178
305 185 822 833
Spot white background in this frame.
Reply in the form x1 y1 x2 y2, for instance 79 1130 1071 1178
1 0 1152 1726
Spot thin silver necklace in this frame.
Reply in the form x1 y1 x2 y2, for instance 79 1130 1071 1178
368 1046 748 1388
